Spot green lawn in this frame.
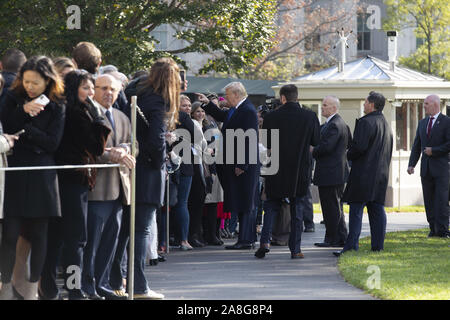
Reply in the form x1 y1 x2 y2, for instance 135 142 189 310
312 204 425 214
336 229 450 300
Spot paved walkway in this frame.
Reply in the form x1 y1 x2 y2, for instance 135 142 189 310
146 212 428 300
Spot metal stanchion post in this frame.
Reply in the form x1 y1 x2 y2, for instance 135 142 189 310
166 172 170 254
128 96 137 300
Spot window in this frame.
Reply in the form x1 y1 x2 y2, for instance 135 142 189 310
357 12 371 51
305 34 321 52
396 102 407 150
302 103 319 117
395 101 426 151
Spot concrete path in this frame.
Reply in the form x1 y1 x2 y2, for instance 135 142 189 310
146 212 428 300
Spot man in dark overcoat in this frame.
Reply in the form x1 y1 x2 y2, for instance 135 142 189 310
255 84 320 259
408 94 450 238
198 82 260 249
334 91 393 256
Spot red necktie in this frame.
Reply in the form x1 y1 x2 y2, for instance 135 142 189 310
427 116 434 138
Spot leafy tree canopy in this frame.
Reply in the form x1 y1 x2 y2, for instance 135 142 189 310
0 0 277 75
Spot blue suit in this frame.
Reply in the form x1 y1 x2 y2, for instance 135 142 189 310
203 99 260 245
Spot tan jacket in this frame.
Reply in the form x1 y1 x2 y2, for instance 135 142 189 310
0 134 10 219
88 108 132 205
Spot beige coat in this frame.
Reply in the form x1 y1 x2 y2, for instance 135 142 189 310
88 108 132 205
0 134 11 219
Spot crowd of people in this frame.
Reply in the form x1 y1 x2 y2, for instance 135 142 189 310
0 41 448 301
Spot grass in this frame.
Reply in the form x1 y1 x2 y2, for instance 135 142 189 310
312 204 425 214
336 228 450 300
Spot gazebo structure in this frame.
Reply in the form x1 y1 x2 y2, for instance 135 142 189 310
273 55 450 206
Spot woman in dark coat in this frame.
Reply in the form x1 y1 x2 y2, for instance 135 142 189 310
0 56 65 300
133 57 179 299
39 70 110 300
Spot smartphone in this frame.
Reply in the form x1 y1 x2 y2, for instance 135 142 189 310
13 129 25 136
180 70 186 90
34 94 50 106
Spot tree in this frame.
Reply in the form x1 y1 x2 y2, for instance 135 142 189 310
239 0 359 80
383 0 450 78
0 0 277 75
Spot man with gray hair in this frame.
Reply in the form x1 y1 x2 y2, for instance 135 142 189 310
197 82 260 249
311 95 351 247
408 94 450 238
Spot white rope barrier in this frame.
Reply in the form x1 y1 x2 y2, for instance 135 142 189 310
0 163 122 171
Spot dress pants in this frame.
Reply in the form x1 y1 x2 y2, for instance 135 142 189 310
343 202 386 252
109 205 129 290
41 179 88 297
260 195 306 254
237 210 257 245
302 185 315 230
421 175 450 236
82 199 122 296
318 185 347 244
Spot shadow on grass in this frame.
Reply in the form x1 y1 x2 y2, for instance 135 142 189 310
337 228 450 300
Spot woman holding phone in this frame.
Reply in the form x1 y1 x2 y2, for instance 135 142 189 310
39 69 111 300
0 56 65 300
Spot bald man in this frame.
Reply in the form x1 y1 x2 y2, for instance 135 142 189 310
408 95 450 238
82 74 135 299
311 96 351 247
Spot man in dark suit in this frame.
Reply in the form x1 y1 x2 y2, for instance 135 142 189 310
198 82 260 249
334 92 393 256
408 94 450 238
312 96 350 247
255 84 320 259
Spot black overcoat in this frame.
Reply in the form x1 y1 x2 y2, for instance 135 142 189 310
262 102 320 199
342 110 393 204
0 90 65 218
203 98 259 213
135 88 167 207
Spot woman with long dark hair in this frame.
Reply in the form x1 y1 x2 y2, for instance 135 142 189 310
133 57 179 299
39 69 111 300
0 56 65 300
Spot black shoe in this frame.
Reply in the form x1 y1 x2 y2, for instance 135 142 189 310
68 289 88 300
254 247 270 259
207 238 224 246
304 227 315 233
437 233 450 238
87 293 105 300
314 242 332 247
158 254 166 262
97 288 128 300
190 238 205 247
314 242 345 248
428 231 436 237
148 258 159 266
38 288 60 300
320 220 325 224
225 243 254 250
333 251 343 257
